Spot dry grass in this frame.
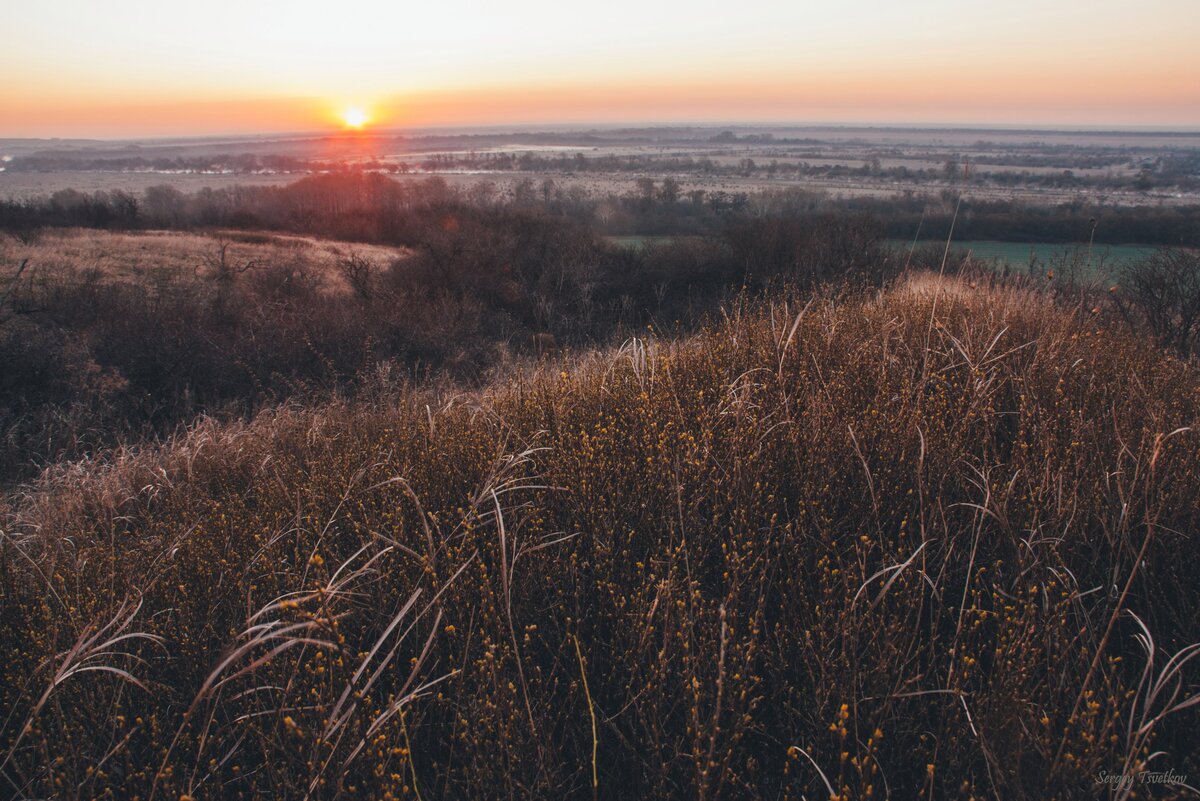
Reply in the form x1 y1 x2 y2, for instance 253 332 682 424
1 275 1198 799
1 228 406 293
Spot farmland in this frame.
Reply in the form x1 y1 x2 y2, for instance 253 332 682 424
5 124 1200 206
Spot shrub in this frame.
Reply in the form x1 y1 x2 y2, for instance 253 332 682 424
1116 248 1200 358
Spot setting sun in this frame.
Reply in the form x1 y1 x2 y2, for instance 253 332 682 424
341 107 368 130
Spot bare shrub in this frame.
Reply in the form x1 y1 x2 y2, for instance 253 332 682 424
338 251 378 301
1115 248 1200 357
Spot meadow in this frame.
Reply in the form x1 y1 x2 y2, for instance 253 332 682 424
1 174 1199 799
0 228 405 289
2 273 1199 799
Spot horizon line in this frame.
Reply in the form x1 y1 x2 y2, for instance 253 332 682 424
7 120 1200 145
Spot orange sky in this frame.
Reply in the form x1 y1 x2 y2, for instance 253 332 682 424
2 0 1198 137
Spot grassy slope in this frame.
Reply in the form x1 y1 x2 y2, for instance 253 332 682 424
1 228 405 291
2 276 1198 800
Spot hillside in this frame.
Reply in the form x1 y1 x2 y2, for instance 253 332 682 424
0 228 406 289
2 276 1198 800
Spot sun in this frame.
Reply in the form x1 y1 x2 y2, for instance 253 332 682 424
341 107 368 130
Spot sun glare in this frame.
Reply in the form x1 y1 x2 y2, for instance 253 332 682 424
341 107 368 130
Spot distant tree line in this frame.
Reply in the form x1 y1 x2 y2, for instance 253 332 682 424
9 145 1198 193
405 151 1200 192
5 153 310 173
4 173 1199 247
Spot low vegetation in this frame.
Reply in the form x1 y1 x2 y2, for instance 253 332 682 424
0 201 894 484
3 171 1200 247
2 275 1198 799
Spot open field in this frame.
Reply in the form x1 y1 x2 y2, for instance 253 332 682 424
5 124 1199 205
2 275 1197 799
1 228 407 291
928 240 1156 267
889 239 1159 276
0 170 300 199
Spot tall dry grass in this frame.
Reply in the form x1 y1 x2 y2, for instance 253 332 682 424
1 275 1198 799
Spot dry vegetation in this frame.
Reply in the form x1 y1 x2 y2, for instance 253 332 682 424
0 228 405 292
0 202 896 485
2 275 1198 799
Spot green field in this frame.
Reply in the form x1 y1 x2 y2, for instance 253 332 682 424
891 239 1157 276
603 234 688 248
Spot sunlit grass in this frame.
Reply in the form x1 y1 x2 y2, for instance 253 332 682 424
1 275 1197 799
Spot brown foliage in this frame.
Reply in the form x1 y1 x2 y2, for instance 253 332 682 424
2 277 1198 799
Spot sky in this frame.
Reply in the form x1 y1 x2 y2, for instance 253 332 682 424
1 0 1198 137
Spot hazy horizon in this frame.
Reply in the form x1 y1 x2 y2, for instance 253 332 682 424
3 0 1198 138
8 119 1200 146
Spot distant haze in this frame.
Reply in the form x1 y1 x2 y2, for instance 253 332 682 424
2 0 1198 137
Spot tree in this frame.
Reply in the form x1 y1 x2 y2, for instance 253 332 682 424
659 177 680 204
110 190 140 224
513 179 536 206
636 177 657 202
144 184 187 227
